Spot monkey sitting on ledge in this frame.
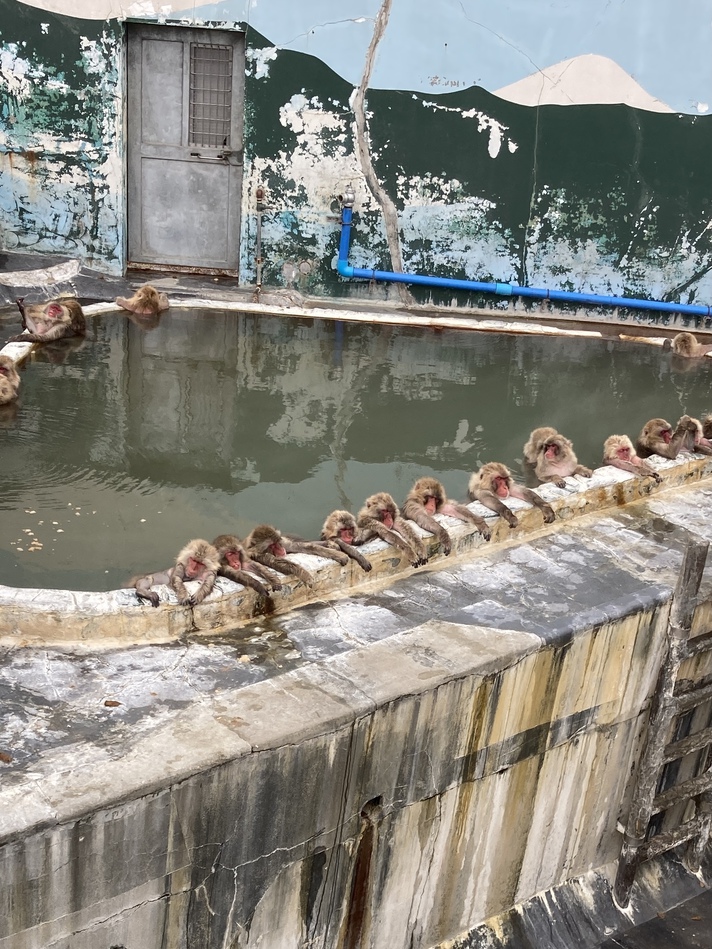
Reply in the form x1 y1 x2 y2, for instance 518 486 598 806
468 463 555 529
602 435 662 482
9 297 86 344
523 426 592 488
126 539 219 608
401 476 491 554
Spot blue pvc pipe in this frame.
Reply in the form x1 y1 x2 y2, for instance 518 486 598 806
336 206 712 318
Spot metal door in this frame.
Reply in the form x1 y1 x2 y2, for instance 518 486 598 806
126 23 244 275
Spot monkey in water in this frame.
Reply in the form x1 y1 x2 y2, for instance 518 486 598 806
126 539 219 608
244 525 315 586
401 477 491 554
0 355 20 405
9 297 86 344
602 435 662 482
356 492 428 567
679 416 712 456
635 416 696 460
320 511 373 572
523 426 592 488
667 332 712 358
115 284 170 317
468 463 556 529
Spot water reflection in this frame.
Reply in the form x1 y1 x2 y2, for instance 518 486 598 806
2 309 712 591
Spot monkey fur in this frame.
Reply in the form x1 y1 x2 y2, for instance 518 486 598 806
244 525 314 586
523 426 592 488
670 332 712 358
635 416 696 460
320 511 373 572
0 355 20 405
401 476 491 554
116 284 170 317
356 492 428 567
602 435 662 482
468 462 555 529
126 538 219 608
9 297 86 344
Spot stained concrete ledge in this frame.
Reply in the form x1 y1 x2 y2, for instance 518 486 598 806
0 447 710 646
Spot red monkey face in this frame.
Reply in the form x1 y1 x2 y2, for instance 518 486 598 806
226 550 243 569
544 442 559 460
423 495 437 515
661 428 672 444
494 476 510 499
46 304 64 320
379 509 395 529
270 541 287 557
339 527 354 544
617 447 632 460
185 557 204 579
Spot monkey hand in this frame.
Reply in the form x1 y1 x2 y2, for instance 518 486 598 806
6 334 27 344
505 511 519 528
362 561 373 572
651 471 663 483
541 506 556 524
141 591 160 608
554 478 567 489
269 578 283 591
480 526 492 542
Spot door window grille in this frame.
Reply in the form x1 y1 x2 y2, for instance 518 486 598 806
189 43 233 147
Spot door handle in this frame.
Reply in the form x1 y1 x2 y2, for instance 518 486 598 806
190 149 243 163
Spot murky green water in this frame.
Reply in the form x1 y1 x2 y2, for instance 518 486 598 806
2 308 711 591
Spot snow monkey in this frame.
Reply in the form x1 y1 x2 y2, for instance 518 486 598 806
635 416 696 460
115 284 170 317
678 416 712 456
9 297 86 344
602 435 662 482
212 533 283 596
0 355 20 405
320 511 373 572
244 525 315 586
356 492 428 567
468 463 556 529
126 539 219 608
523 426 592 488
401 476 491 554
670 332 712 358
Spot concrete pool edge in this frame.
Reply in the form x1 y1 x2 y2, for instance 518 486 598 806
1 451 710 648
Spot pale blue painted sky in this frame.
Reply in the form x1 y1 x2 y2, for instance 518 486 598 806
174 0 712 112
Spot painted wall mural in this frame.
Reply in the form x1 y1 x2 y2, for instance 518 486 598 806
2 0 712 311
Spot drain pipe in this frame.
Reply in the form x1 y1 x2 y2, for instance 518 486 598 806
336 189 712 319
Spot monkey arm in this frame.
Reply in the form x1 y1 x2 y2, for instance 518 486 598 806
401 500 452 555
573 465 593 477
285 540 349 566
169 563 191 605
244 561 282 591
132 574 160 607
356 519 423 567
250 553 314 586
604 457 662 482
7 323 70 343
507 484 556 523
393 516 429 565
219 565 271 596
469 489 519 528
187 570 217 607
333 539 372 572
440 501 492 542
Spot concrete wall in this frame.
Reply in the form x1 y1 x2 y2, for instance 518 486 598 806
4 473 712 948
2 1 712 316
0 598 670 948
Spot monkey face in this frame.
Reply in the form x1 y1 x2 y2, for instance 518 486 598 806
185 556 205 579
378 507 395 529
270 541 287 557
543 441 561 460
617 446 632 461
423 495 438 515
338 526 355 544
225 549 244 569
493 475 510 498
659 426 673 444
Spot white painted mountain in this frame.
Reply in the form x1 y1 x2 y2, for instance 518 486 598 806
494 54 673 113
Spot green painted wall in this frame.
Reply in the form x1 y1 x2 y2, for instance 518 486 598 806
1 1 712 317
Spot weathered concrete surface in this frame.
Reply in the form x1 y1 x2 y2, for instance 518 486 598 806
2 479 712 947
